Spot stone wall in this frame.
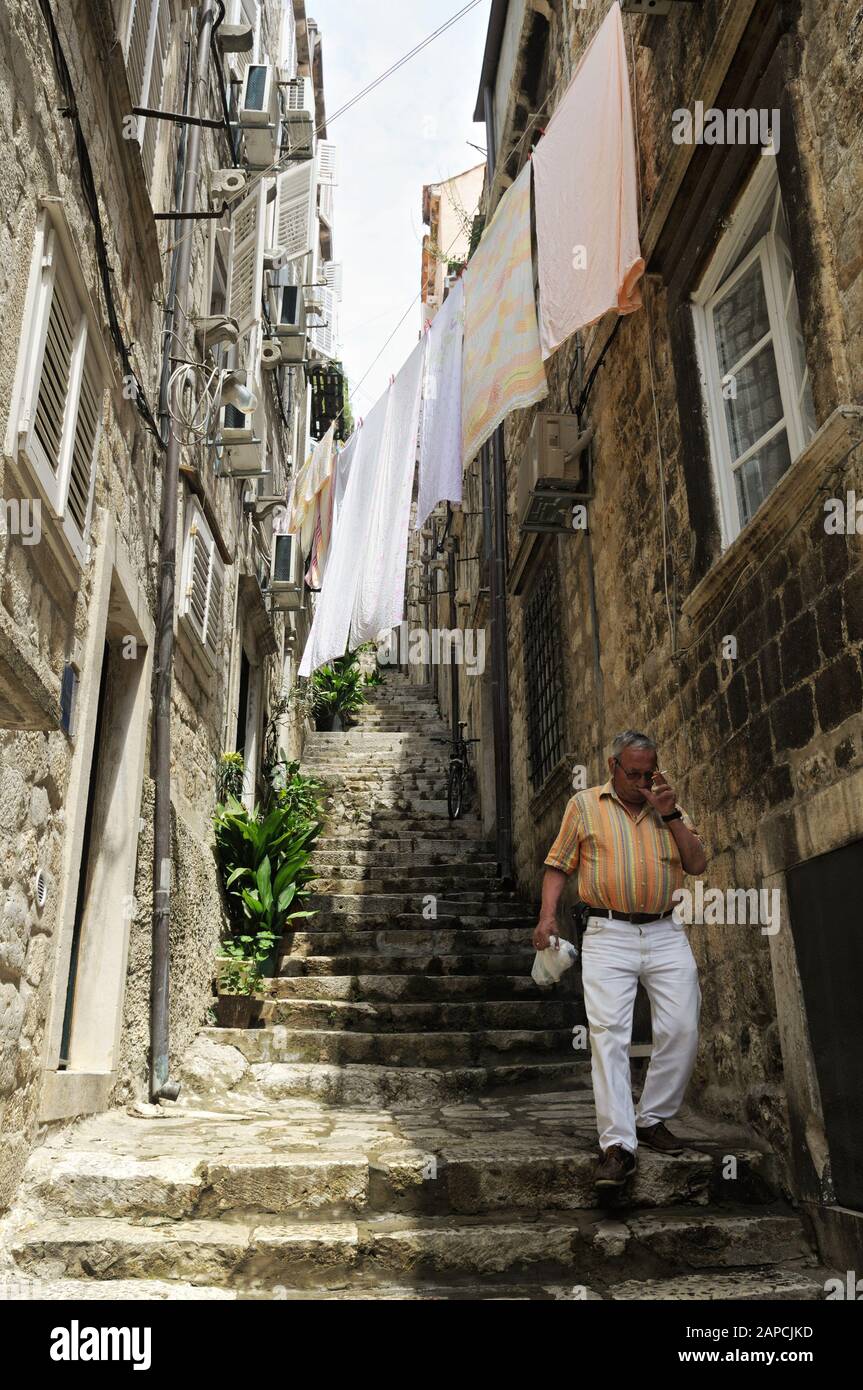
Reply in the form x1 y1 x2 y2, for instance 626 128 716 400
0 0 301 1207
444 0 863 1180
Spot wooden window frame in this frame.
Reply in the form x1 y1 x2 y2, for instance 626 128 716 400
691 158 816 548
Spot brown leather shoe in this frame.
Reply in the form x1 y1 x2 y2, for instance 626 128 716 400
635 1121 686 1155
594 1144 637 1187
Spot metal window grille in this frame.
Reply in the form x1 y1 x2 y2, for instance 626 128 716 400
524 560 565 788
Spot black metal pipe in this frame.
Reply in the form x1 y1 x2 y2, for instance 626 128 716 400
446 517 460 747
150 0 216 1104
480 82 514 884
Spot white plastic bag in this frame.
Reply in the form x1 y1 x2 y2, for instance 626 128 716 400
531 935 579 988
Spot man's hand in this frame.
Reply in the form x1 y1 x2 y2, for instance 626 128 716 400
532 917 560 952
641 769 677 817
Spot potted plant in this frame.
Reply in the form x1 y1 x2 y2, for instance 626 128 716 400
309 653 366 730
214 954 266 1029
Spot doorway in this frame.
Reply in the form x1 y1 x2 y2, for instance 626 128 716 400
786 838 863 1211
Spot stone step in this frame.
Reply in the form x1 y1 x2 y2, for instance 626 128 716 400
314 831 493 851
259 998 575 1032
9 1208 814 1291
607 1269 836 1300
303 894 530 917
279 926 545 957
20 1137 779 1223
307 848 498 868
268 972 548 1000
199 1025 578 1067
366 815 484 833
277 952 537 978
179 1050 591 1108
308 876 504 897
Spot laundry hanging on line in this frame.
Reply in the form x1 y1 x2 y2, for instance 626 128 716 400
533 2 644 359
461 161 548 466
415 275 465 530
298 337 426 676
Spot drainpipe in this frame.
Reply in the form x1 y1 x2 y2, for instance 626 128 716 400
446 518 460 741
150 0 216 1103
481 82 514 884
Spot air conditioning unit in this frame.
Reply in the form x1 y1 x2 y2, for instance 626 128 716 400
270 533 306 609
269 275 307 363
239 64 280 166
218 380 268 477
279 75 314 155
517 413 594 533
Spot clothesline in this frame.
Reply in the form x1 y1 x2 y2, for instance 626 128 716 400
292 2 644 676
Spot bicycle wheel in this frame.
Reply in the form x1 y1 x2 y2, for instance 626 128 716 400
447 760 464 819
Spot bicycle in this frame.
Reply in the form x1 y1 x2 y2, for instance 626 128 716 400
445 721 480 819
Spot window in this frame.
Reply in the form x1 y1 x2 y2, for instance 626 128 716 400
693 160 817 546
524 560 565 789
5 208 107 567
179 499 225 663
123 0 171 189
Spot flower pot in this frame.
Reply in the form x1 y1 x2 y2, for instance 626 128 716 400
315 712 335 731
215 994 262 1028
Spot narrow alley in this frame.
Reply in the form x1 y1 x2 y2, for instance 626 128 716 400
0 679 832 1300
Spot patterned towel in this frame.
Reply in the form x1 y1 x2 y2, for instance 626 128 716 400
461 163 548 465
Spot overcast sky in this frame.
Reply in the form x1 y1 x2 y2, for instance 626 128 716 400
308 0 491 415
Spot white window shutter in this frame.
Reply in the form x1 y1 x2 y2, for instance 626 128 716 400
324 261 343 301
317 141 338 186
32 267 77 483
64 341 101 545
141 0 171 186
274 161 317 264
312 286 338 358
205 551 225 659
226 181 266 333
123 0 152 107
182 501 224 657
185 520 210 644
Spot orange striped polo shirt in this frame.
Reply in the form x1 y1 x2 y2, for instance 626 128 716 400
544 781 702 914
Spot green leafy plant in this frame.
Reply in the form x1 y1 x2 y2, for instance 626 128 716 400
309 652 366 729
214 793 322 972
363 668 384 688
217 952 265 996
267 755 324 819
216 751 245 803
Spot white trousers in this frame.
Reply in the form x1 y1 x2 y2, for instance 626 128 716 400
580 914 701 1154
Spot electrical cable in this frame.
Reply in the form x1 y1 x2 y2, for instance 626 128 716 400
164 0 486 261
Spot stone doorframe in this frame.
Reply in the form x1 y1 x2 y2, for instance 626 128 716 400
39 511 154 1122
758 763 863 1270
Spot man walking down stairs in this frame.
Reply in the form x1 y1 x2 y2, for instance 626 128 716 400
0 676 836 1299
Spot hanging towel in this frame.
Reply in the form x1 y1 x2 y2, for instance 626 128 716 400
461 162 547 466
350 336 426 648
330 430 357 544
533 3 644 359
305 474 335 589
286 422 337 553
298 395 388 677
415 277 465 529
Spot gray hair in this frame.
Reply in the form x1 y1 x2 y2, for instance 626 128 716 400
610 730 657 759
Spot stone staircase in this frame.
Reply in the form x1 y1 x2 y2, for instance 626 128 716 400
0 675 834 1299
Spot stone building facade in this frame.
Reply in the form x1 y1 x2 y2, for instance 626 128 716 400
425 0 863 1268
0 0 335 1208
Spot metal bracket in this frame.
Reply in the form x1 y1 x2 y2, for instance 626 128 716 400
132 105 225 128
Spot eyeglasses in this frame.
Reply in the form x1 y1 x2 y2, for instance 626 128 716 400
614 757 656 784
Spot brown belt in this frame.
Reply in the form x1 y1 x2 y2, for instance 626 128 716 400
586 906 673 924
